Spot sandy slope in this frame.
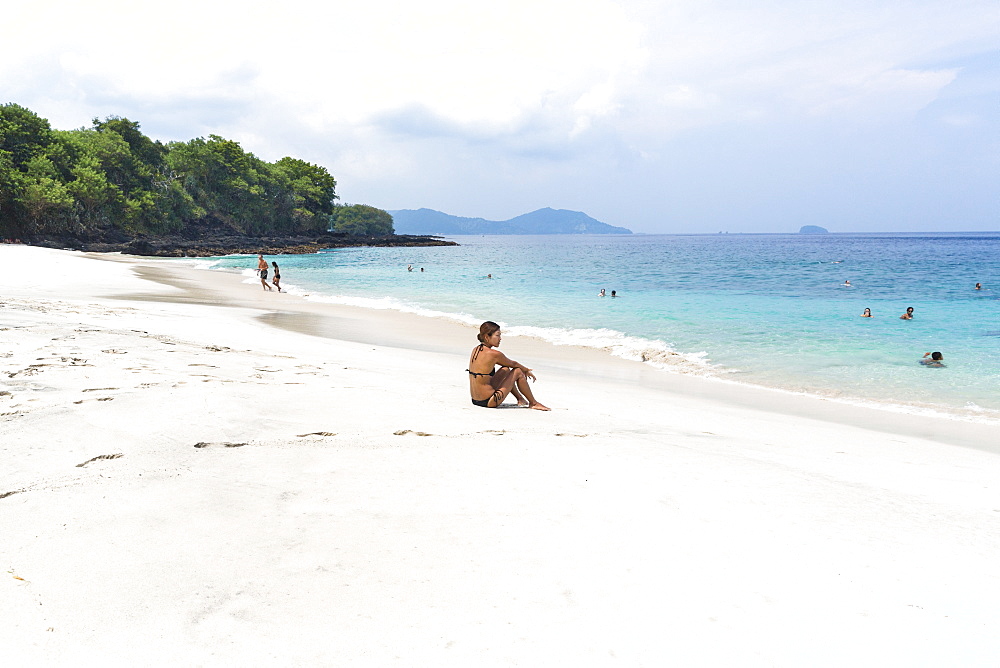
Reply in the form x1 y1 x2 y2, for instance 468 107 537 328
2 245 999 666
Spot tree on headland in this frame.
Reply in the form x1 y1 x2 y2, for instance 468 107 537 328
0 103 392 241
330 204 394 236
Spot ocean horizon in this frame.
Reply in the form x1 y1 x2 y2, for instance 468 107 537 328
184 231 1000 422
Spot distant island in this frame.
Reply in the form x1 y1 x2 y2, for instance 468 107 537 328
799 225 830 234
389 208 632 235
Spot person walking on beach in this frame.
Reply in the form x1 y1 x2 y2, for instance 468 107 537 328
900 306 914 320
467 321 550 411
271 261 283 292
257 254 273 291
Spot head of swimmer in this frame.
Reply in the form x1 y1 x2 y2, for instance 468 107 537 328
930 351 943 361
478 321 501 347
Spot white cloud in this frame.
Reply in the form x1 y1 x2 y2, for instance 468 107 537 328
2 0 996 231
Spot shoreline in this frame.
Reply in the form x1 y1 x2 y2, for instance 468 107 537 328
5 245 1000 665
157 248 1000 427
132 252 1000 448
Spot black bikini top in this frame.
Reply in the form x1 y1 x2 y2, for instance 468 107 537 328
467 343 497 377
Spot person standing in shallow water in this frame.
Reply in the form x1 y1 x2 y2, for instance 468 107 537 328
900 306 914 320
467 321 550 410
271 262 283 292
257 254 273 291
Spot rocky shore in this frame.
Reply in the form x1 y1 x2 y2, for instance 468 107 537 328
24 230 457 257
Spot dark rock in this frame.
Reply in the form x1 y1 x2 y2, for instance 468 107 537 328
25 232 457 256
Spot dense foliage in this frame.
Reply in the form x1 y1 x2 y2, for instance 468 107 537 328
0 103 393 239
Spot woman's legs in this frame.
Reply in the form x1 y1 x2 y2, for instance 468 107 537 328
494 368 527 405
490 368 549 410
512 371 549 410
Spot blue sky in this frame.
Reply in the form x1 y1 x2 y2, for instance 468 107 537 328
4 0 997 233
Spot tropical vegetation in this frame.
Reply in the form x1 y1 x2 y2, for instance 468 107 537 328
0 103 393 240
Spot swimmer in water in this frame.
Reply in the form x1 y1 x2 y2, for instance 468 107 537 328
843 280 851 287
598 289 605 297
975 282 982 290
611 290 617 297
861 308 872 317
900 306 914 320
920 352 945 367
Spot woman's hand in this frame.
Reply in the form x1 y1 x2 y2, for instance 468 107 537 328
524 368 537 382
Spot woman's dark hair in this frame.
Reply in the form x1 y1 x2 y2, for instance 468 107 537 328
931 352 943 360
478 321 500 344
272 261 278 267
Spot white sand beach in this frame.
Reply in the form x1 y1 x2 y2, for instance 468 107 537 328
3 245 999 666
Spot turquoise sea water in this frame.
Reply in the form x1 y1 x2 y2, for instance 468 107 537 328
198 233 1000 420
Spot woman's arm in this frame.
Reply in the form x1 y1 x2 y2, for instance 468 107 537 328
493 351 536 380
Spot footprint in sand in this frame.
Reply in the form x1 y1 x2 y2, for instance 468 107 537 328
393 430 433 436
193 442 247 448
76 453 123 467
296 432 337 437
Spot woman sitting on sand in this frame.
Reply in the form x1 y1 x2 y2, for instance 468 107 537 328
467 321 549 410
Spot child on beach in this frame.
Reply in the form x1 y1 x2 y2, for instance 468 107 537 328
921 352 945 367
467 321 549 410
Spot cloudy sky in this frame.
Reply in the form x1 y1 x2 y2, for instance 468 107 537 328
4 0 997 233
